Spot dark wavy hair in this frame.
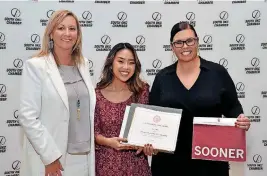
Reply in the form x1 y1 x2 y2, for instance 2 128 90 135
97 42 146 97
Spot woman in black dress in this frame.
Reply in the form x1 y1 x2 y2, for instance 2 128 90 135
149 21 251 176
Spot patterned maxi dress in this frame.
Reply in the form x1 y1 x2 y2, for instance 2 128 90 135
94 84 152 176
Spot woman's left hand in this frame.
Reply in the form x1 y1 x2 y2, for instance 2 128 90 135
135 144 158 156
235 114 251 131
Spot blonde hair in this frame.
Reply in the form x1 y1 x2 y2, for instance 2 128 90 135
33 9 83 66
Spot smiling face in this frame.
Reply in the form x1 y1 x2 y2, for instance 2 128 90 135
112 49 136 83
51 15 78 52
171 28 199 62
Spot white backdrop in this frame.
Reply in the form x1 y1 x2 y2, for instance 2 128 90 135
0 0 267 175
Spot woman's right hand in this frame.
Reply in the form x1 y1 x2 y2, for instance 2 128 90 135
107 137 131 150
45 158 64 176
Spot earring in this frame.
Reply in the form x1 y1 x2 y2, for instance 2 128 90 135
49 39 54 51
109 67 114 75
172 52 178 63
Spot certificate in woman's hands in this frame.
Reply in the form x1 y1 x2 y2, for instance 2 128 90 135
119 104 182 153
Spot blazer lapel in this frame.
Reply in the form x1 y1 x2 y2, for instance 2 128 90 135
45 53 69 112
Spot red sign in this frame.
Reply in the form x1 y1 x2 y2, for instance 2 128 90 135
192 120 246 162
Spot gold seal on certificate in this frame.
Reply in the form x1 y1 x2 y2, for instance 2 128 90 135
119 103 182 153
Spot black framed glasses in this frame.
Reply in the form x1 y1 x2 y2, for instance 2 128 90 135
171 37 199 48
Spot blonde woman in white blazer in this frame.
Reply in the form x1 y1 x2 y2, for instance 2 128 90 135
19 10 96 176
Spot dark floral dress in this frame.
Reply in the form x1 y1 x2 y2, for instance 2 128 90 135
94 84 152 176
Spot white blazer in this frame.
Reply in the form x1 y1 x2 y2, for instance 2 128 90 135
18 53 96 176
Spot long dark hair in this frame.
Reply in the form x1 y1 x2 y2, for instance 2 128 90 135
97 42 145 97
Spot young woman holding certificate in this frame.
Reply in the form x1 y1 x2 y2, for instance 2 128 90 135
94 43 153 176
149 21 251 176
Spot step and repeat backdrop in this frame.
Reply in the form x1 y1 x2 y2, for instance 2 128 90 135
0 0 267 175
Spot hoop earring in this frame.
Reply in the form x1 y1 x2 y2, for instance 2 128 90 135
172 52 178 63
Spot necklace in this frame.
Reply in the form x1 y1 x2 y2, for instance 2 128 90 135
59 65 81 120
109 85 128 92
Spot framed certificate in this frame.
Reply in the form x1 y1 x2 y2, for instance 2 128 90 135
119 103 182 153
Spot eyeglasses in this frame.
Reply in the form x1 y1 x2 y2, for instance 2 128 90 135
171 37 198 48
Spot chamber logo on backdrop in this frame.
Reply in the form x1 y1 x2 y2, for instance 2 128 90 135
262 140 267 146
79 11 93 27
145 12 162 28
130 0 145 4
94 35 111 51
146 59 162 76
95 0 110 4
247 106 261 122
245 57 260 74
133 35 146 51
40 10 55 26
184 12 196 27
111 11 128 28
229 34 245 50
163 0 179 4
197 0 213 4
6 110 20 127
213 11 229 27
219 58 228 70
59 0 74 2
247 154 263 170
88 59 94 76
261 90 267 98
261 42 267 49
232 0 246 3
24 34 41 51
4 8 22 25
199 35 213 51
0 32 7 50
236 82 245 98
4 161 20 176
0 136 7 153
0 84 7 101
6 59 23 75
245 10 261 26
163 44 171 51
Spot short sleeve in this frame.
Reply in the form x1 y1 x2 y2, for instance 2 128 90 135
137 83 150 104
94 90 102 137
